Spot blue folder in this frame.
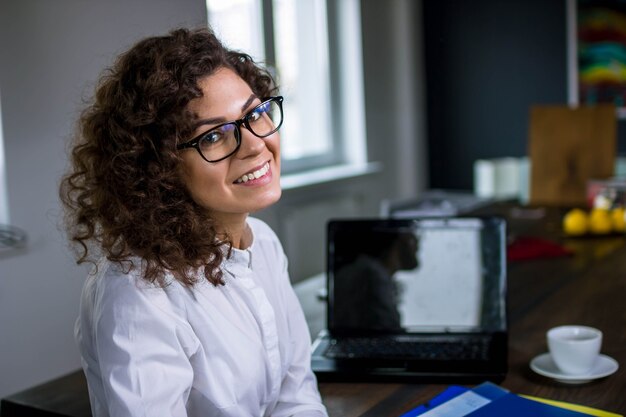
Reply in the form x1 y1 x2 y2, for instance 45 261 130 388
400 382 593 417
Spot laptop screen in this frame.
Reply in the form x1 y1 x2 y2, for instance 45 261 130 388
327 217 507 335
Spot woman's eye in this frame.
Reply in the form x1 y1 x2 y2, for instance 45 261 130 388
200 130 223 146
249 110 262 122
249 102 270 122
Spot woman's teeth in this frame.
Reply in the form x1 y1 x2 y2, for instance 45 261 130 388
235 162 270 183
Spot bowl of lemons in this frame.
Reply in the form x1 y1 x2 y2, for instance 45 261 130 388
563 206 626 236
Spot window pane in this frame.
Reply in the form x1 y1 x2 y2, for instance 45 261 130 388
0 90 7 224
207 0 265 62
273 0 333 161
207 0 342 170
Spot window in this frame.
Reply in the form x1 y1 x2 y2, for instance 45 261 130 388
207 0 366 174
0 89 8 225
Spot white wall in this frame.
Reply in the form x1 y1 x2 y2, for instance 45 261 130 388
361 0 428 197
0 0 427 400
0 0 207 399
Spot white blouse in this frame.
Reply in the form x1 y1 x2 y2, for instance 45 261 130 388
75 217 328 417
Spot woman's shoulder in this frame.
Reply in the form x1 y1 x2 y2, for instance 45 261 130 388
88 257 149 289
78 257 196 348
84 257 183 315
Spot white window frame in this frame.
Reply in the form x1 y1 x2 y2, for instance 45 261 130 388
207 0 366 175
0 88 8 225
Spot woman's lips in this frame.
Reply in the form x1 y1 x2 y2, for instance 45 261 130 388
234 161 271 185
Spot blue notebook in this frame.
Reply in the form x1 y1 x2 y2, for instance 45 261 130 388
400 382 593 417
399 386 469 417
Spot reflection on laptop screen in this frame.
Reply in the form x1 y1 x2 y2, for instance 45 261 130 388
329 218 506 334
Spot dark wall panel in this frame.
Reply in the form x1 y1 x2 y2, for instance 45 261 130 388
423 0 568 189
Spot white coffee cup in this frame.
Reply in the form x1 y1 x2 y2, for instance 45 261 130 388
547 325 602 375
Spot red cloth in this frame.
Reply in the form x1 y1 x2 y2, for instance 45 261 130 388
507 236 573 262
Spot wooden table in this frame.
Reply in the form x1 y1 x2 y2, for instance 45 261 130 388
319 203 626 416
2 203 625 416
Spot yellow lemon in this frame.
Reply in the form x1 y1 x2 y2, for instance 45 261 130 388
611 207 626 232
563 209 588 236
589 208 612 235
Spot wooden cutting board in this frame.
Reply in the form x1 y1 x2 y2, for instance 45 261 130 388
528 104 616 206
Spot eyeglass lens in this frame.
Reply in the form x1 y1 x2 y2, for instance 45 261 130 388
198 98 282 162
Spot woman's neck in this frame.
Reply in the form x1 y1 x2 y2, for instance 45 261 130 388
214 213 251 249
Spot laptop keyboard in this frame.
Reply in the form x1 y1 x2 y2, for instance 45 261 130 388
324 336 490 361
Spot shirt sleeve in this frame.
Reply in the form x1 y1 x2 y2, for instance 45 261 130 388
272 255 329 417
92 275 195 417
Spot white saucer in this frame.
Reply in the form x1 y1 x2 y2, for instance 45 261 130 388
530 353 619 384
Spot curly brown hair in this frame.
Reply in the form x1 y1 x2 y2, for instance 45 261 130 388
60 27 277 286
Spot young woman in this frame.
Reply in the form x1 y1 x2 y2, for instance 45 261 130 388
60 27 328 417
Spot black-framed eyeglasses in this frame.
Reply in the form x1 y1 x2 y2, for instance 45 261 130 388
177 96 284 163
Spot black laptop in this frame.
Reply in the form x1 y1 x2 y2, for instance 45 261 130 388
311 217 508 383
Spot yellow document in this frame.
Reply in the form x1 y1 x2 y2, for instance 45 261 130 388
521 395 623 417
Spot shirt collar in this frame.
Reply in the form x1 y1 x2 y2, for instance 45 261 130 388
223 222 255 273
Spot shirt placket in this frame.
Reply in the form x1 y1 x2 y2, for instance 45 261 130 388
226 250 282 401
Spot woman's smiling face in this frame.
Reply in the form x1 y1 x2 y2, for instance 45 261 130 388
179 67 282 229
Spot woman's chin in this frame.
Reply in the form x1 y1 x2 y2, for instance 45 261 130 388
254 188 282 212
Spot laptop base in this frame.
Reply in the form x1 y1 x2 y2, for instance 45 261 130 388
311 331 507 384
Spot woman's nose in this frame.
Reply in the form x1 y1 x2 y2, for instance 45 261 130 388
236 128 266 158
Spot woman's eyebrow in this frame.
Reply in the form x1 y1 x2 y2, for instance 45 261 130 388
193 94 259 129
241 94 258 112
